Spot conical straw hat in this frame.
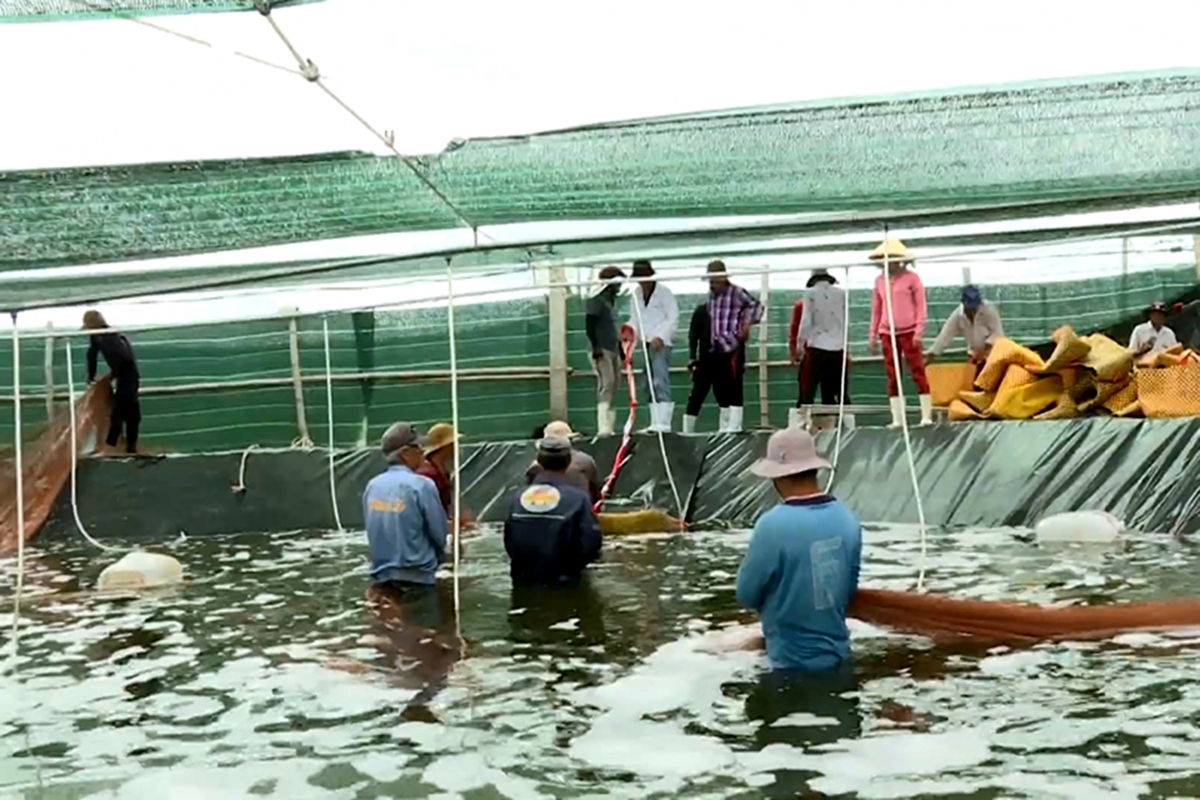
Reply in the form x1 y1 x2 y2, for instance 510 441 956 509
869 238 914 263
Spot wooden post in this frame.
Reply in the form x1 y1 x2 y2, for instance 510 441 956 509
961 265 972 286
44 322 55 423
548 264 570 422
758 266 771 429
284 310 312 445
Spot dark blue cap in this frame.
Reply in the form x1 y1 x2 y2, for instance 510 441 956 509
961 285 983 310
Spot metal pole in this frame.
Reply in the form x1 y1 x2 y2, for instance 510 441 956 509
285 312 312 446
758 265 771 429
547 264 569 422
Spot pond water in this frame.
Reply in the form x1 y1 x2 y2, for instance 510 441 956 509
3 525 1200 799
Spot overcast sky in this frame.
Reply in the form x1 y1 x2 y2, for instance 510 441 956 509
1 0 1197 329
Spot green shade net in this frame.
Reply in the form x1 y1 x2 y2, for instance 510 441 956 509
0 0 323 23
4 70 1200 272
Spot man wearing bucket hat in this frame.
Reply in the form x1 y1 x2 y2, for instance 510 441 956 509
735 428 862 673
525 420 601 503
363 423 449 588
926 284 1005 369
1129 301 1178 356
418 422 474 530
504 436 603 586
622 260 678 432
586 266 626 437
867 239 933 428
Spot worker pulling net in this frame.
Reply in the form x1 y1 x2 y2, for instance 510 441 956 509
0 377 112 555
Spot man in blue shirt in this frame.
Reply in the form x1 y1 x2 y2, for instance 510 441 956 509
504 436 603 586
364 423 449 590
736 428 862 672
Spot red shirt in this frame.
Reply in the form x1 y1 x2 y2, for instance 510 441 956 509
417 461 453 517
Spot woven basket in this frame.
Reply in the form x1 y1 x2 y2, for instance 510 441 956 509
1081 334 1134 382
1038 325 1092 373
1137 361 1200 418
976 338 1046 391
927 363 978 407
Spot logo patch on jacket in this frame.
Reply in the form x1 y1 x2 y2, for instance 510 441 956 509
520 485 562 514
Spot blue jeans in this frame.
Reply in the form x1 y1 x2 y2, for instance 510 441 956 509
635 344 672 405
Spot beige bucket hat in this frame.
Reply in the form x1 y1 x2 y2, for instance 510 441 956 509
748 428 832 479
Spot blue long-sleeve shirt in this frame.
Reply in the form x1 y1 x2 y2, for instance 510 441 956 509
363 464 449 585
735 495 862 672
504 473 602 586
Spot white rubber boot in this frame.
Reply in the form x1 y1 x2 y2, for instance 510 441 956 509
843 412 856 432
787 407 801 429
717 407 731 432
888 397 904 429
597 402 614 437
682 414 698 434
727 406 744 433
919 394 934 426
651 402 673 433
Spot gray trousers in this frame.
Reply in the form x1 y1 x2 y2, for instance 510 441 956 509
593 349 620 406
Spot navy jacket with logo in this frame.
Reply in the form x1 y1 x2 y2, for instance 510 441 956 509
503 473 603 586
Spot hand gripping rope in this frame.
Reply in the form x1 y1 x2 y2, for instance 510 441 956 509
880 227 930 592
593 335 638 513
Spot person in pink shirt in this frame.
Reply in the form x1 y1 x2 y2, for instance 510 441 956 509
867 239 933 428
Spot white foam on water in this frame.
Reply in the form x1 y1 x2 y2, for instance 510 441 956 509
422 753 550 800
798 730 993 796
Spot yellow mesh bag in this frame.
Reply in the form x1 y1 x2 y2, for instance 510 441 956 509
1081 334 1134 382
927 363 978 407
947 399 984 421
997 364 1040 392
1111 399 1143 418
976 338 1046 391
1136 362 1200 418
1101 380 1139 414
987 375 1063 420
958 390 996 413
1036 325 1092 373
1079 378 1132 412
598 509 685 536
1034 393 1079 420
1152 346 1190 368
1059 366 1081 389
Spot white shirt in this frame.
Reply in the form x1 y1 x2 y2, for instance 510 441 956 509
1129 321 1178 355
797 283 846 352
628 283 678 346
929 302 1004 356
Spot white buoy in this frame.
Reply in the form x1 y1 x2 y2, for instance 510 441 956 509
96 551 184 591
1035 510 1126 544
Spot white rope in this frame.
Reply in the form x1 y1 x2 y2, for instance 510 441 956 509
321 318 344 532
64 343 125 552
231 444 260 493
880 229 930 591
628 284 685 526
445 260 463 631
824 267 853 494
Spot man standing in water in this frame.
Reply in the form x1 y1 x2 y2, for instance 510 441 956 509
83 310 142 455
505 436 603 586
586 266 626 437
705 260 763 433
624 260 678 432
419 422 474 530
364 423 449 591
736 428 862 672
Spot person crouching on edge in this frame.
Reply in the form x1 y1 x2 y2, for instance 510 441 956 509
735 428 862 673
505 436 603 587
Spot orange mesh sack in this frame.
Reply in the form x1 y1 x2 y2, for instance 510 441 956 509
1079 378 1132 413
1058 366 1081 389
0 378 112 555
1036 325 1092 373
1034 393 1079 420
958 390 996 413
975 338 1045 391
1136 361 1200 418
1101 380 1140 415
1081 334 1134 382
927 363 978 407
988 375 1063 420
947 399 984 421
997 364 1040 392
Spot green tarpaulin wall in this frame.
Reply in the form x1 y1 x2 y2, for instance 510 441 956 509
4 70 1200 271
0 264 1192 452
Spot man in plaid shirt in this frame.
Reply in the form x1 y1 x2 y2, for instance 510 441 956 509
705 260 763 432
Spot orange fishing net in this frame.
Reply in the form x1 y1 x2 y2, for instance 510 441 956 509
850 588 1200 645
0 378 112 555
